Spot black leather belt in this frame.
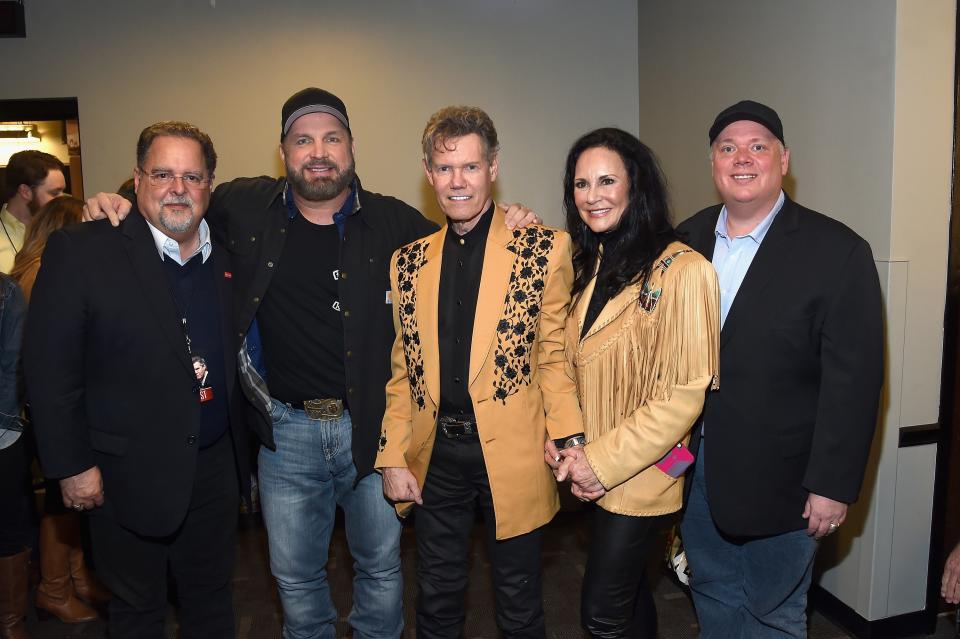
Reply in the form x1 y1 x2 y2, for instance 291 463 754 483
437 414 479 439
289 398 345 421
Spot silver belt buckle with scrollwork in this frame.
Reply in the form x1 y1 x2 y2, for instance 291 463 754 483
303 398 344 421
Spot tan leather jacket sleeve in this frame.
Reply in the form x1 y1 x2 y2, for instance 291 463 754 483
538 232 584 441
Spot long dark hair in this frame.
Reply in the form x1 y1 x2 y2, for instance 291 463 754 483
563 128 678 299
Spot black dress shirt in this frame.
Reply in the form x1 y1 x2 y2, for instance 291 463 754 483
437 205 495 418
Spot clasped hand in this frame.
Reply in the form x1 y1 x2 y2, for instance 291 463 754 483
544 439 605 502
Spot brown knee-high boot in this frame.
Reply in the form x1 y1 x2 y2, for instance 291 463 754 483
68 546 110 606
0 548 31 639
34 515 97 623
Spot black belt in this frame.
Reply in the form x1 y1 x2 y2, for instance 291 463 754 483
437 414 479 439
287 398 346 420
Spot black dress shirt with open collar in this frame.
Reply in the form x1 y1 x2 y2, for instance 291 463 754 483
437 204 495 418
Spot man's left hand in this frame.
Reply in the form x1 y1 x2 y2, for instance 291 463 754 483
502 203 541 229
803 492 848 539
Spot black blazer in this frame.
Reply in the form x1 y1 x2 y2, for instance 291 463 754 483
23 210 248 537
678 196 884 537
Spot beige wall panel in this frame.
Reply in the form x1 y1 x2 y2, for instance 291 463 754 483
0 0 640 227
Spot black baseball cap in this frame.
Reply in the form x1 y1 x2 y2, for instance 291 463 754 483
281 88 350 139
708 100 784 146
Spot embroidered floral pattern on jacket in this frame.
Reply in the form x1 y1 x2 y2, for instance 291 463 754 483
640 249 692 313
492 227 555 403
394 240 430 409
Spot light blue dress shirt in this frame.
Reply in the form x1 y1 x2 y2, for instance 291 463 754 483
145 218 213 265
712 191 785 328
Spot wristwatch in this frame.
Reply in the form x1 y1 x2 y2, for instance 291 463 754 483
555 434 586 449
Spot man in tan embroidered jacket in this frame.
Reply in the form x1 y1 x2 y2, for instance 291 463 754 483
374 106 584 638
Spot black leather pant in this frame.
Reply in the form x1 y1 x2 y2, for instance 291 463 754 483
581 506 668 639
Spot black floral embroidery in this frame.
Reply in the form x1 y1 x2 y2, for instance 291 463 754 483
379 239 430 452
492 227 555 403
395 240 430 410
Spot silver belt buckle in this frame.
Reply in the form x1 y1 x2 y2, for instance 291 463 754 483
303 398 344 421
437 415 478 438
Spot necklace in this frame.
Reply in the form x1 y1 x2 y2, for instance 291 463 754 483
0 215 18 256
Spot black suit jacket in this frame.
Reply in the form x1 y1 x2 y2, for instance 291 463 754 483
24 210 248 537
678 196 884 537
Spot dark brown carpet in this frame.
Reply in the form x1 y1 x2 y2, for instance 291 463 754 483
23 503 953 638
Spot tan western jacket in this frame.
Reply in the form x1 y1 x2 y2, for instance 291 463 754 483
376 207 584 539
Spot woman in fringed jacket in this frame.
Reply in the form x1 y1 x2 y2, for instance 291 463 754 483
546 128 720 638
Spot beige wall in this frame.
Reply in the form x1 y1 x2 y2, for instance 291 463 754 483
639 0 897 256
0 0 640 225
638 0 956 619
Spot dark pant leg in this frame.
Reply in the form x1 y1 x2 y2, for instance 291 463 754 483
415 436 478 639
0 436 36 556
581 508 668 639
88 510 168 639
169 433 239 639
479 499 545 639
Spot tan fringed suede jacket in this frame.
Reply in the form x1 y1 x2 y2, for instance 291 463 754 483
574 241 720 516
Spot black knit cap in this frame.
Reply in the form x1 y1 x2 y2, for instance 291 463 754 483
281 88 350 139
708 100 784 146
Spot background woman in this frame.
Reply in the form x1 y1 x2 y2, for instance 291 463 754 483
547 128 719 637
11 195 110 624
0 272 32 638
10 195 84 302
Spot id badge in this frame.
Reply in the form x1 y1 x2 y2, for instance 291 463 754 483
199 387 214 403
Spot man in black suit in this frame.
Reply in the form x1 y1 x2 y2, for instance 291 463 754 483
678 101 884 637
24 121 247 638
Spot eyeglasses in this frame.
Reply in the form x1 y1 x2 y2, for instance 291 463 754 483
137 168 211 188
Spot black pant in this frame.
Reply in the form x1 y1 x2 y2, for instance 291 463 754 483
581 507 668 639
89 433 239 639
415 434 545 639
0 436 36 556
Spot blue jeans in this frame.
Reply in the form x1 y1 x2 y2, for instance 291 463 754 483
680 440 818 639
258 399 403 639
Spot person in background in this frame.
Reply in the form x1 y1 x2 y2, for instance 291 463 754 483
0 151 66 274
0 273 31 639
10 195 111 625
11 196 83 302
546 128 719 638
942 540 960 604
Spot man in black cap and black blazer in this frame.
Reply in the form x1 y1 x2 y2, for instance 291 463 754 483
677 100 884 637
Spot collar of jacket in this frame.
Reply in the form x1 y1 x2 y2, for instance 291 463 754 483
271 176 391 230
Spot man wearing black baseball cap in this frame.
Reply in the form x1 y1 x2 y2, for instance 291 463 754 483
85 87 539 639
677 100 884 636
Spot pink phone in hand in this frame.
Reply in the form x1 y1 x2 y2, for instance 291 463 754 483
655 443 695 478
